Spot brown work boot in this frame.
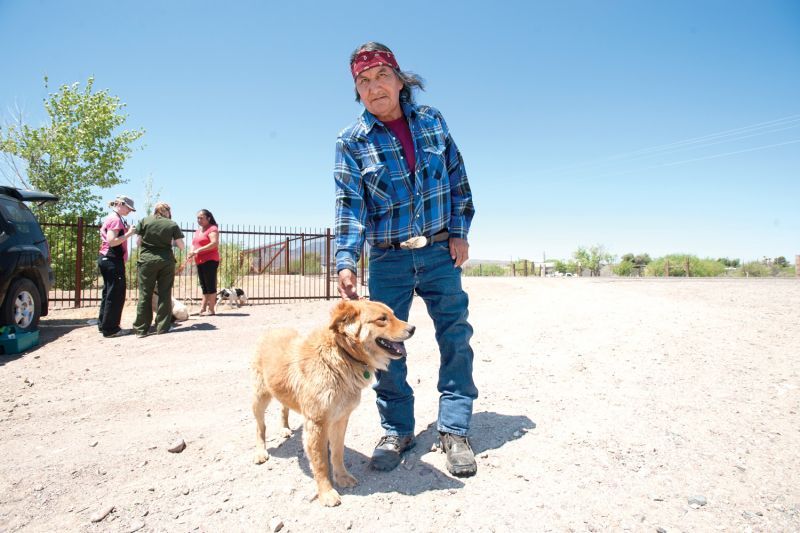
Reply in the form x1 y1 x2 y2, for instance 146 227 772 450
439 432 477 477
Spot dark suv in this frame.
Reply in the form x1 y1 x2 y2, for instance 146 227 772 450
0 186 59 332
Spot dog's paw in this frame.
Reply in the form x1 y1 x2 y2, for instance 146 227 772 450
318 488 342 507
279 428 292 439
253 450 270 464
333 470 358 488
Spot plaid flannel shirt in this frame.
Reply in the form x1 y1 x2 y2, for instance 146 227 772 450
334 102 475 273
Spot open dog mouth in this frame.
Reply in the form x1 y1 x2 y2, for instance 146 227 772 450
376 338 406 358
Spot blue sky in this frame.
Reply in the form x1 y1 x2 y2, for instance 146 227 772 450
2 0 798 262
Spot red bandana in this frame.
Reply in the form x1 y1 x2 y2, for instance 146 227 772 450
351 50 400 80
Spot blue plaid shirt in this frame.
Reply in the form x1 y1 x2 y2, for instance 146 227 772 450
334 102 475 273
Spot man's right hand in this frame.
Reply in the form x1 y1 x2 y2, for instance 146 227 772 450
338 269 360 300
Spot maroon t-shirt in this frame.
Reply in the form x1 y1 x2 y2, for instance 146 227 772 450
384 116 416 174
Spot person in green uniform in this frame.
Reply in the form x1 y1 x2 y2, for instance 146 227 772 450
133 202 185 336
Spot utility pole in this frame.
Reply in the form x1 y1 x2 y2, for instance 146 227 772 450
541 251 546 277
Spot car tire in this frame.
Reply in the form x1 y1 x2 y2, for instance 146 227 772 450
1 277 42 332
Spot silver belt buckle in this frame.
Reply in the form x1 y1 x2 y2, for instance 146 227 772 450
399 236 428 250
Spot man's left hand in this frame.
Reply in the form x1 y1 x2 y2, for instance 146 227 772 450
449 237 469 268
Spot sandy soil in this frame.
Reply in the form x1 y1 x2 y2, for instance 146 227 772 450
1 277 799 532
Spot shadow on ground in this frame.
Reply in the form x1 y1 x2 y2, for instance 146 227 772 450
38 318 95 343
262 410 535 499
171 322 218 333
2 318 91 364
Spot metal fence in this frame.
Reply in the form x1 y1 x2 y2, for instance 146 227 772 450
40 217 369 309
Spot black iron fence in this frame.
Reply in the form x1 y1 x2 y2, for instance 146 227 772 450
40 217 369 309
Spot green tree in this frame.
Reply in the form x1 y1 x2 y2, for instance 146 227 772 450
1 76 144 220
553 259 578 275
717 257 740 268
615 252 650 276
613 260 633 276
572 244 614 276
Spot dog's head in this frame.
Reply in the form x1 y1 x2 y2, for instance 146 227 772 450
329 299 415 371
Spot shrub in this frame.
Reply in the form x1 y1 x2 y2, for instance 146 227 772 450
691 258 726 277
554 260 578 274
289 252 324 275
463 263 507 276
511 259 536 276
735 261 795 277
738 261 771 277
614 261 634 276
218 242 251 287
645 254 724 277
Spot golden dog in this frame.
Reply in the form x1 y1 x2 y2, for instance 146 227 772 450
251 299 415 506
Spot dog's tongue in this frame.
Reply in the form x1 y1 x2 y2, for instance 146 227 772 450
387 340 407 356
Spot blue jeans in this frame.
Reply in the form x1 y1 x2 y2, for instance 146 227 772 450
368 240 478 437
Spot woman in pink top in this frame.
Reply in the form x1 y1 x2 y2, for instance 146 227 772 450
98 195 137 337
187 209 220 315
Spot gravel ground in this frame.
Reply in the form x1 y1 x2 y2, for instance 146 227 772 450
1 277 799 532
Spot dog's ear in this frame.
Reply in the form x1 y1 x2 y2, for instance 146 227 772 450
330 300 361 337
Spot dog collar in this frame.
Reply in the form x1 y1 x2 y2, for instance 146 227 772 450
336 339 372 379
347 353 370 380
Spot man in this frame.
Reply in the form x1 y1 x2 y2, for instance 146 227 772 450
334 42 478 477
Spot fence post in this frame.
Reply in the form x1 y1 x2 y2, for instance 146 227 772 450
665 258 670 277
285 237 290 274
524 259 528 276
300 233 305 276
795 254 799 277
512 263 516 277
74 216 84 308
685 257 690 277
325 228 332 300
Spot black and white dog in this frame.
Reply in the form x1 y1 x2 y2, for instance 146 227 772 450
217 287 247 308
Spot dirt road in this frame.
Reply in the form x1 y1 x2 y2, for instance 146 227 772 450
2 277 798 532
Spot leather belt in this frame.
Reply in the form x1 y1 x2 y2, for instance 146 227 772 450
374 231 449 250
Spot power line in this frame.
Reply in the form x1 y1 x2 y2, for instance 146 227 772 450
567 138 800 182
661 138 800 167
586 122 800 169
538 113 800 179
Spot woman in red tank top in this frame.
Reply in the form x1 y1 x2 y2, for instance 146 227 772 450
188 209 220 315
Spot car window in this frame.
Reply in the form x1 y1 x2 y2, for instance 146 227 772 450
0 197 46 240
